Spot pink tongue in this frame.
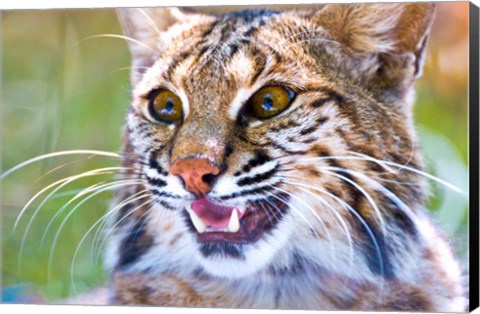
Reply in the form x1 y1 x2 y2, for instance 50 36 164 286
192 199 243 229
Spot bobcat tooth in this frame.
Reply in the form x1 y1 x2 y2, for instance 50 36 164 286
188 209 206 233
228 208 240 233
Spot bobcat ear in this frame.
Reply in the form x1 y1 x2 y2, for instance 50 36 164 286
116 7 195 83
317 3 436 94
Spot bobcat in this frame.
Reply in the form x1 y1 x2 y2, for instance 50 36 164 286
104 4 466 311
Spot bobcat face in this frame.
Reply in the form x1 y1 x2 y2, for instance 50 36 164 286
111 5 434 279
122 10 327 277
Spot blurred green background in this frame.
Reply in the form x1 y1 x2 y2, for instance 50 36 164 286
0 3 470 302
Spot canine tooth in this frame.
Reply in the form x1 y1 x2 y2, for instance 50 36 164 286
228 208 240 233
189 210 206 233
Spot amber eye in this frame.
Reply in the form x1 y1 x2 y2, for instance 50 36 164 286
247 86 295 119
148 90 183 123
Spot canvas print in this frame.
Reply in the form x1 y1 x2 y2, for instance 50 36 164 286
1 2 475 311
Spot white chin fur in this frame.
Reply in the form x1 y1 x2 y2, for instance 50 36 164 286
197 216 295 278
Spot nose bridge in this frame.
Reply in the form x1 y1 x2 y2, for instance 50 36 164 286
170 111 232 167
170 111 232 196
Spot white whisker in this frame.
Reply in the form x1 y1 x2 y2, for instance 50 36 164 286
91 189 150 261
137 8 163 38
47 180 144 282
274 177 354 268
270 185 338 260
14 166 127 231
294 155 464 194
70 197 152 294
320 167 387 237
263 190 326 247
282 176 386 288
75 34 156 53
1 150 121 180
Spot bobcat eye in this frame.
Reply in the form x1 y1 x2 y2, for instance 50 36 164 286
247 86 295 119
148 90 183 123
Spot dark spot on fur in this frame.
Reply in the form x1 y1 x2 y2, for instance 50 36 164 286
357 218 395 278
224 143 234 158
118 216 153 268
387 197 418 237
243 25 258 37
308 169 322 177
317 117 329 124
268 251 305 276
300 125 318 135
302 137 317 144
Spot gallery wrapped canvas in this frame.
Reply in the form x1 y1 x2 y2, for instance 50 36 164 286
1 1 478 312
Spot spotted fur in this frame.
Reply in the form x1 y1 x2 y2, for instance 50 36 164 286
105 4 466 310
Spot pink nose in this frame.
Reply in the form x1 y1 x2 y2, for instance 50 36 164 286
170 158 220 195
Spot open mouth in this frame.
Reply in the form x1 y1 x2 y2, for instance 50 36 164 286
185 195 289 244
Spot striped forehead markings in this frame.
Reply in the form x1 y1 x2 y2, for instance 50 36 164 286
166 9 280 80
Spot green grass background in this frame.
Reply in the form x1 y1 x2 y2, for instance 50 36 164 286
1 5 470 302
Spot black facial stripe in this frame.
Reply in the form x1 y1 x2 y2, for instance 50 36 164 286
236 166 278 187
248 47 268 85
310 90 345 108
165 51 191 81
165 22 220 80
150 189 181 200
148 154 169 176
118 215 153 269
150 195 176 210
300 125 319 136
234 150 272 176
217 184 277 201
238 134 308 155
135 121 151 131
270 141 308 155
146 176 167 188
165 19 223 81
199 242 245 259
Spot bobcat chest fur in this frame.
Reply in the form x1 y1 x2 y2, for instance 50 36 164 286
105 4 465 311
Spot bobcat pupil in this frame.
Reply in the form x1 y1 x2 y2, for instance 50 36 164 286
165 100 174 112
263 96 274 110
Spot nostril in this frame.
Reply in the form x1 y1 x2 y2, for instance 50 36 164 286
202 173 217 186
170 158 220 195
